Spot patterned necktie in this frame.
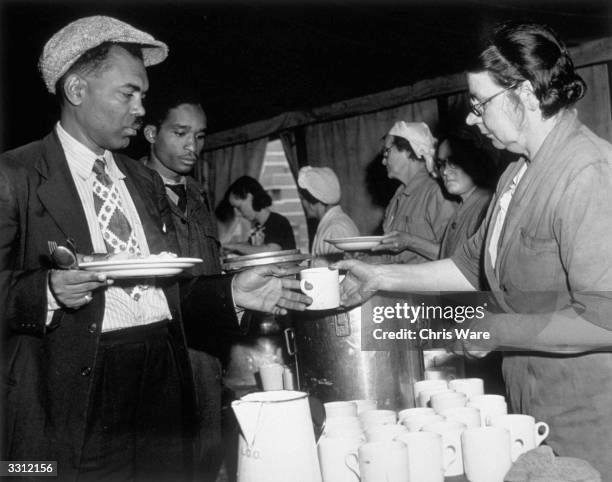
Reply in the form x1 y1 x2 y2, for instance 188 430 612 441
92 159 141 256
92 159 146 300
165 183 188 213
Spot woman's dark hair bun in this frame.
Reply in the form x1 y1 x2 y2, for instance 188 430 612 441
562 76 587 104
536 52 586 117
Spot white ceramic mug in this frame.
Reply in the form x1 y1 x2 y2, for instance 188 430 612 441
461 427 512 482
467 395 507 426
448 378 485 399
430 391 467 413
351 399 378 415
395 431 446 482
324 416 363 438
468 394 505 404
413 379 448 405
399 413 444 432
439 406 481 429
358 409 397 429
259 363 285 390
490 414 550 461
318 435 362 482
324 401 358 418
300 267 340 310
365 423 408 443
398 407 435 423
345 441 410 482
422 420 467 477
418 388 454 408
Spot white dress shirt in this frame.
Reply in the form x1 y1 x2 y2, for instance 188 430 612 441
48 122 171 331
488 163 528 269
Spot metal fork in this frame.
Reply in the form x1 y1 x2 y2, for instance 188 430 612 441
47 240 58 256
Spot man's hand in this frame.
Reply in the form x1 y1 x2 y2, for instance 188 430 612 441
332 259 380 307
232 264 312 315
371 230 412 253
49 269 112 309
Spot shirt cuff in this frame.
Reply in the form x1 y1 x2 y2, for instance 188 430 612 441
230 275 246 326
46 271 61 325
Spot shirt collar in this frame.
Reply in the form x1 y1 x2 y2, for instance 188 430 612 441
142 156 186 187
55 121 125 181
158 172 186 187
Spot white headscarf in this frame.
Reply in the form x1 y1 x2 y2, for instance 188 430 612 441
298 166 341 204
388 121 438 176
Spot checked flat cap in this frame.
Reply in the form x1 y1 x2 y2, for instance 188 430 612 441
39 15 168 93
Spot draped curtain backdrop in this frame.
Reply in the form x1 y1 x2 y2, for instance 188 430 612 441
200 39 612 235
206 138 269 209
279 130 301 180
302 99 439 235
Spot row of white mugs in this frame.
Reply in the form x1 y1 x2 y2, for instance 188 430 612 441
318 379 549 481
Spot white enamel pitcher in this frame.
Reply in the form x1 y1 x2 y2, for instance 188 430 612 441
232 390 323 482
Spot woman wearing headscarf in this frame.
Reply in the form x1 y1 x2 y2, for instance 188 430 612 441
372 121 457 264
297 166 359 262
337 23 612 475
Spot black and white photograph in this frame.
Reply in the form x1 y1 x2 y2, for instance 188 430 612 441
2 0 612 481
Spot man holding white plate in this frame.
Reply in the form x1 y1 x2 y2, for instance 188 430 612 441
0 16 310 481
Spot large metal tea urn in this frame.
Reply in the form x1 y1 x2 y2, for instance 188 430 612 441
287 293 424 409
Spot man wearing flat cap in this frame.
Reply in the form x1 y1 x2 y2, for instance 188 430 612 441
0 15 309 481
298 166 359 263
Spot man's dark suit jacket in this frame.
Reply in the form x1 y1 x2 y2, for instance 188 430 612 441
0 130 239 480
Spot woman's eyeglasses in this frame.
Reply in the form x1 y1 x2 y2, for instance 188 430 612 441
435 158 460 172
470 85 516 117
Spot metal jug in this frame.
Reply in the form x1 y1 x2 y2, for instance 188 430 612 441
231 390 323 482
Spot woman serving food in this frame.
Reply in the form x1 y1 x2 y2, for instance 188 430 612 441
336 22 612 476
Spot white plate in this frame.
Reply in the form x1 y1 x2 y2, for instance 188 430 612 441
324 236 385 251
80 257 202 278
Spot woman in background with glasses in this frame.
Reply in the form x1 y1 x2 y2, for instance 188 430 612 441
372 121 457 264
436 136 493 260
337 22 612 475
388 134 494 263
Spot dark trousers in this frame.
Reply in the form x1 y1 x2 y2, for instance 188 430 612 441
188 349 224 482
78 322 192 482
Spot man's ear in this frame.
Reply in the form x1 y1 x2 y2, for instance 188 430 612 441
63 74 86 106
144 125 157 144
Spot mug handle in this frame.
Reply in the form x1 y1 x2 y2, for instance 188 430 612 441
300 278 314 295
443 444 457 473
344 452 361 481
535 421 550 446
511 438 525 462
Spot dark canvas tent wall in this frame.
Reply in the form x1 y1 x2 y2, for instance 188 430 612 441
202 36 612 235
